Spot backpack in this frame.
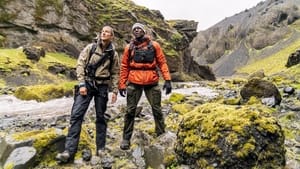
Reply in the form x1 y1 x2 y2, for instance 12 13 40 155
85 43 115 79
128 41 156 63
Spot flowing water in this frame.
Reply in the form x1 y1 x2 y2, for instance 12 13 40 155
0 82 218 129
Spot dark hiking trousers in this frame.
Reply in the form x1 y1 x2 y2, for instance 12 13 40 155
122 83 165 141
65 83 108 156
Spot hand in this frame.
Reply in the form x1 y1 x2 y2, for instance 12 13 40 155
111 93 117 104
79 86 87 96
119 89 126 97
163 80 172 95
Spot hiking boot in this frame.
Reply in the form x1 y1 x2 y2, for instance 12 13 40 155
120 139 130 150
56 151 72 163
96 148 106 157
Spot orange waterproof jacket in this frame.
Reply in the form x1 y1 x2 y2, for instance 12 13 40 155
119 36 171 89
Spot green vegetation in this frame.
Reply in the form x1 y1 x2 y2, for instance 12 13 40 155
0 48 77 100
14 82 75 102
168 93 185 103
35 0 64 20
41 52 77 67
238 39 300 76
175 103 285 168
11 125 97 167
3 162 14 169
0 49 29 72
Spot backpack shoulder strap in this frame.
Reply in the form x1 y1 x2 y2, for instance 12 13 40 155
87 43 97 64
128 42 135 62
108 49 115 70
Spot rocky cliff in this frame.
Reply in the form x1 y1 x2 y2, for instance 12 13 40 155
190 0 300 76
0 0 214 81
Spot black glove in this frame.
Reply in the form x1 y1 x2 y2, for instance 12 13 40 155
163 80 172 95
119 89 126 97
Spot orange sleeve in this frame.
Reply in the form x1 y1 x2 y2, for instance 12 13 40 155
153 41 171 81
119 45 131 89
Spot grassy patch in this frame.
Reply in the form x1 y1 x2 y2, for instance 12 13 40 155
0 48 77 89
238 39 300 76
40 52 77 67
0 49 30 72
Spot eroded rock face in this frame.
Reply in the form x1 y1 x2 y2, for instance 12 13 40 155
175 103 285 169
190 0 300 77
0 0 206 81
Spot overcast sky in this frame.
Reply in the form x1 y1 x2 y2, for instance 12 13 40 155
132 0 264 31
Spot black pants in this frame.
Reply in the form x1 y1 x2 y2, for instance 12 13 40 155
65 83 108 155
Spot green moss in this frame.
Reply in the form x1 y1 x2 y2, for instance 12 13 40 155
0 34 5 46
168 93 185 103
0 0 16 22
279 112 297 122
170 33 183 47
0 0 9 8
41 52 77 67
35 0 64 20
12 128 60 165
0 78 6 88
279 112 299 140
246 96 261 105
0 49 30 72
164 154 177 167
0 48 78 98
289 19 300 31
4 162 14 169
177 103 280 161
172 103 194 115
223 97 241 105
235 139 256 158
14 82 75 102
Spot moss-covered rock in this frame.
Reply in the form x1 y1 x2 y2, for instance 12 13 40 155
175 103 285 169
14 82 74 102
240 78 282 105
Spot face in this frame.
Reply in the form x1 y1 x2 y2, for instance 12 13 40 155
100 26 113 42
132 27 145 38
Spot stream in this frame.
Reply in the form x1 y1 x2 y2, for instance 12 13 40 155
0 82 219 129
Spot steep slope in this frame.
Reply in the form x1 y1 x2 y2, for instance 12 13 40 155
0 0 203 82
190 0 300 76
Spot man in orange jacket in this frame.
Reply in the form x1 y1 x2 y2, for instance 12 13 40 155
119 23 172 150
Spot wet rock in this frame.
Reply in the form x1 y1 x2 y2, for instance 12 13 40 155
0 136 33 166
82 148 92 161
101 155 114 169
144 131 177 168
132 146 146 169
261 96 276 107
283 86 295 95
286 159 300 169
4 146 36 169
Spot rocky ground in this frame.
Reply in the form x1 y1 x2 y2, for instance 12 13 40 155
1 80 300 168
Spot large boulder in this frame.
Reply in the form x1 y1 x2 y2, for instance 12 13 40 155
240 78 282 105
175 103 285 169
